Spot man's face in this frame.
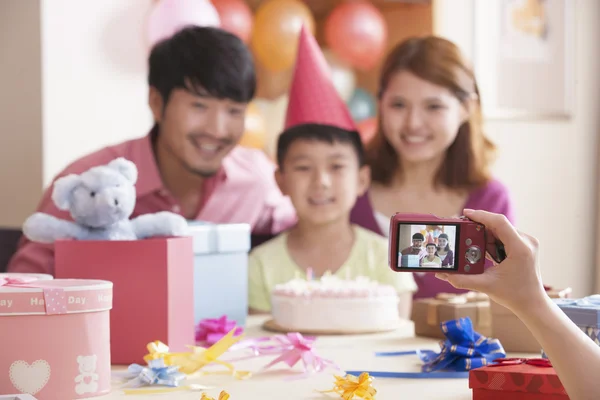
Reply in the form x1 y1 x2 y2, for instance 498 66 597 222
412 239 423 248
151 87 248 177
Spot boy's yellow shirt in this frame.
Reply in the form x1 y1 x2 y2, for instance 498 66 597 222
248 225 418 312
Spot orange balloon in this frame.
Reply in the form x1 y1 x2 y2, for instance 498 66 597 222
251 0 316 72
211 0 253 43
356 117 378 145
239 103 266 149
325 1 387 71
255 59 293 100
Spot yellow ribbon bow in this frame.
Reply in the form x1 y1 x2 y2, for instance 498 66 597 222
201 390 230 400
320 372 377 400
143 328 250 379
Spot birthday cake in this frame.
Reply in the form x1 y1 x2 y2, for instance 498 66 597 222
271 274 400 333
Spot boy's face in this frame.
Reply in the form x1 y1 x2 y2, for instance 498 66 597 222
276 139 370 226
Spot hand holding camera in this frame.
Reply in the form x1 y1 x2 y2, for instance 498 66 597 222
390 209 546 313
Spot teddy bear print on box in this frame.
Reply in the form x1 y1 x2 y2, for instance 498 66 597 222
75 355 98 395
23 157 189 242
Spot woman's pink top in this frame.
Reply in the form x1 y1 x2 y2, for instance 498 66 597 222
349 179 515 299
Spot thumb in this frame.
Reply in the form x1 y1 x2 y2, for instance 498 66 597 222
435 273 488 292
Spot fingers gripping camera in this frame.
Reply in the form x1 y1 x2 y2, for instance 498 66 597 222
388 213 506 274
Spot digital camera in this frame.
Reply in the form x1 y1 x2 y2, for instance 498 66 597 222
388 213 506 274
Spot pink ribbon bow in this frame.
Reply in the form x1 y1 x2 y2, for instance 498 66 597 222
0 276 38 286
196 316 244 346
260 333 338 379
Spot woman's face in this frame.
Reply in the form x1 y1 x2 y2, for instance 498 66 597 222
379 70 469 165
438 238 448 248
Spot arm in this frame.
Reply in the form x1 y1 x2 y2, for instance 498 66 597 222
437 209 600 400
130 211 189 239
7 186 74 275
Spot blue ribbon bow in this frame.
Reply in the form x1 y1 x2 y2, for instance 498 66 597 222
345 317 506 379
123 358 186 388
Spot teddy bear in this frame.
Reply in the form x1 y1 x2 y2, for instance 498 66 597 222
22 157 189 243
74 354 99 395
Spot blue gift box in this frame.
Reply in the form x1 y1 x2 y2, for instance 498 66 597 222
188 222 251 328
543 296 600 358
400 254 420 268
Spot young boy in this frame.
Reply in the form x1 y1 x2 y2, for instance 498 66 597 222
247 27 417 317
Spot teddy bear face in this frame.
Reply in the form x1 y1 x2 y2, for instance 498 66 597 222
52 158 139 229
77 354 97 374
69 170 136 228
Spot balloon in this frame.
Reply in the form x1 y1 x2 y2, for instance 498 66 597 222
348 88 377 122
147 0 220 48
210 0 253 43
323 48 355 102
251 0 316 72
356 117 378 145
324 1 387 71
239 103 266 149
255 59 293 100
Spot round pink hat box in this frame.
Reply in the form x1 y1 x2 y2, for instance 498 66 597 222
0 278 113 400
0 272 54 281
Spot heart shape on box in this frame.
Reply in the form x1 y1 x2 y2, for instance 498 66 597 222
9 360 51 394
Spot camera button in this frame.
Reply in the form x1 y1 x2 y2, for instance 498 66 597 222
464 265 471 272
465 246 482 264
465 238 472 246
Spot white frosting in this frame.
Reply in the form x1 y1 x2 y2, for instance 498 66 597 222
271 274 401 333
272 274 397 298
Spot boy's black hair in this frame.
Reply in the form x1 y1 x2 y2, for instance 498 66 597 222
148 26 256 104
276 123 365 168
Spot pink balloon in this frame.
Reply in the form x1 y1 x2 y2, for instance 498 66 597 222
147 0 221 48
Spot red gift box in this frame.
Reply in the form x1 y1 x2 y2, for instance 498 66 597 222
54 237 195 365
469 358 569 399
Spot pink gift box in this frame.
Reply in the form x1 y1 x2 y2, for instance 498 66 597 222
54 237 195 365
0 273 53 281
0 279 113 400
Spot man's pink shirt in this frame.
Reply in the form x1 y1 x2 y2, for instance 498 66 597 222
7 134 297 275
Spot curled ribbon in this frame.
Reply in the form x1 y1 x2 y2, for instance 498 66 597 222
346 317 505 379
122 358 186 389
196 316 243 346
259 333 338 379
488 357 552 368
318 372 376 400
201 391 230 400
145 328 251 379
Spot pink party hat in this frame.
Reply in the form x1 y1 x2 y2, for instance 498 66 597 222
284 25 356 131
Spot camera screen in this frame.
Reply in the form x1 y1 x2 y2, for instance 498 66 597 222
396 223 459 270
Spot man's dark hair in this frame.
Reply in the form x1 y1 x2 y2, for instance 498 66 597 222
148 26 256 104
276 123 365 169
412 233 424 241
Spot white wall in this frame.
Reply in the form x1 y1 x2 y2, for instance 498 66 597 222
41 0 154 185
435 0 600 297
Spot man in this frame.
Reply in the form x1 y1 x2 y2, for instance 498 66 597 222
401 233 427 258
7 27 296 275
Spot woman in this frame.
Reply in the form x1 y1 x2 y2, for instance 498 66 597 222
436 233 454 268
350 36 515 298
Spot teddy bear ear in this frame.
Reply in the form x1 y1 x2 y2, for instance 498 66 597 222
107 157 138 184
52 174 82 211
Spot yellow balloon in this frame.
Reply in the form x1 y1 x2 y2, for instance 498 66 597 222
239 103 266 149
251 0 315 72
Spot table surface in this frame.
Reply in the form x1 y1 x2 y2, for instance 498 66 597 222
99 315 536 399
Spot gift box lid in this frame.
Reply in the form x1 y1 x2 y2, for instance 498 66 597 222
554 295 600 327
188 222 251 254
0 278 112 316
469 360 566 395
